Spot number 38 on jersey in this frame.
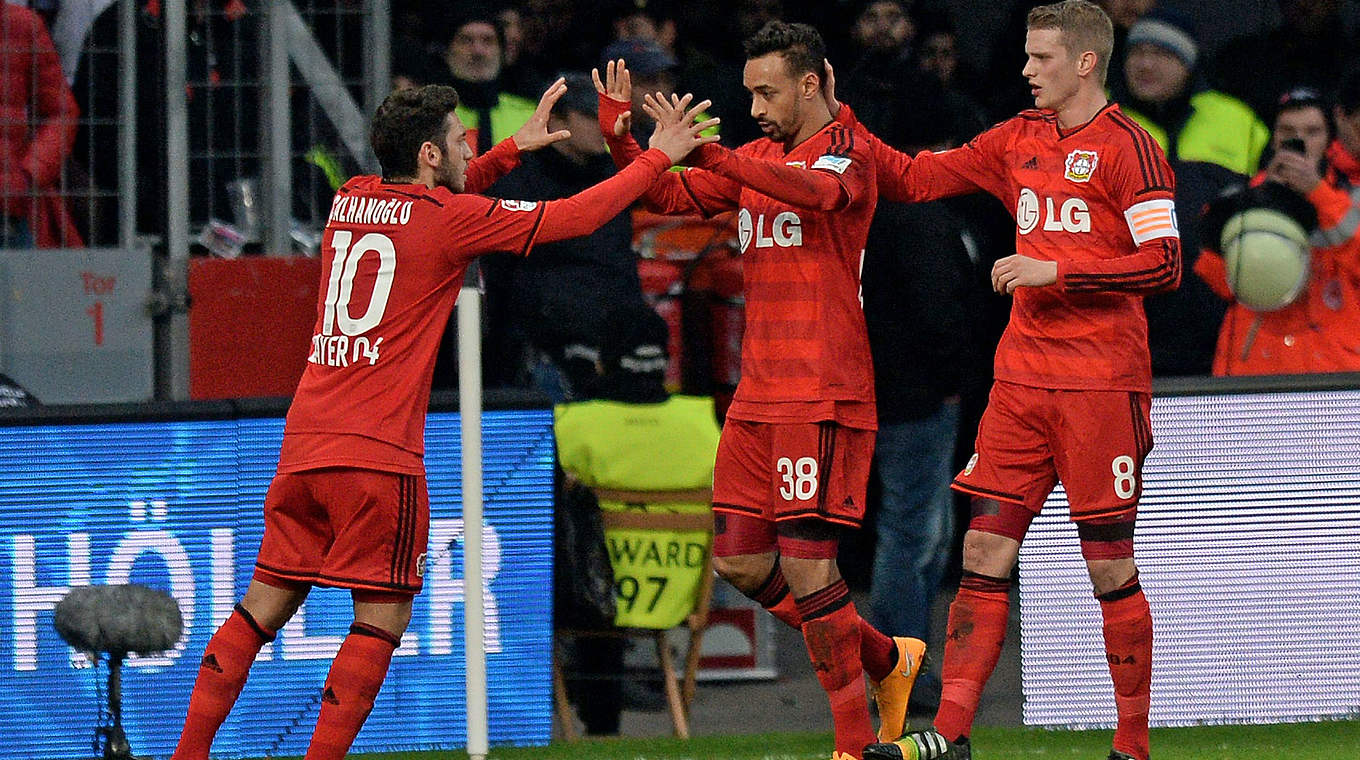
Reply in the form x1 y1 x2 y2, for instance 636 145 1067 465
308 230 394 368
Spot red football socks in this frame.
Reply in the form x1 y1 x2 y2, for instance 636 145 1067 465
754 565 897 681
934 571 1010 743
304 623 401 760
172 605 275 760
797 580 876 759
1099 576 1153 760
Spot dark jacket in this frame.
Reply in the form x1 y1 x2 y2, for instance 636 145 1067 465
861 199 979 424
481 147 643 386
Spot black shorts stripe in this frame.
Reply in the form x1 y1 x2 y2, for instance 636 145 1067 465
712 501 763 518
773 508 862 528
254 561 422 593
816 422 836 514
390 476 405 586
400 474 418 586
951 480 1025 504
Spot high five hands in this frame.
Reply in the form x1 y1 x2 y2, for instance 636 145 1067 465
645 92 721 164
591 59 633 137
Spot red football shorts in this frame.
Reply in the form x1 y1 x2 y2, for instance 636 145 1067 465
255 467 428 594
952 381 1153 523
712 418 874 528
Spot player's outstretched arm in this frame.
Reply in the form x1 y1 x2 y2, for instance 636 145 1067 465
534 100 721 244
592 61 740 216
463 78 573 194
645 92 852 212
822 59 1001 205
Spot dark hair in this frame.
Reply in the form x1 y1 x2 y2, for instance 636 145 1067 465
1274 85 1336 142
742 20 826 79
370 85 461 179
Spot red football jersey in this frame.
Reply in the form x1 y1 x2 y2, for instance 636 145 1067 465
660 122 880 428
278 177 551 474
853 103 1181 392
277 147 674 474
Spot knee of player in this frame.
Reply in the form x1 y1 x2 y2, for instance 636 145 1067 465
712 553 772 592
960 529 1019 576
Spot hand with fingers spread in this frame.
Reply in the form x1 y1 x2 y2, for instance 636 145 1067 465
641 91 704 130
646 94 721 165
511 77 573 152
990 254 1058 294
591 59 633 138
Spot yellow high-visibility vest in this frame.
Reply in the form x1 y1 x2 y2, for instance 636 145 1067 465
555 395 721 629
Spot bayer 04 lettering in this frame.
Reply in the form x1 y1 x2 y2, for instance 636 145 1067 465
308 229 396 368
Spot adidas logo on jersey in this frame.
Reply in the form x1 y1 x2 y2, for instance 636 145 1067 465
1021 156 1039 170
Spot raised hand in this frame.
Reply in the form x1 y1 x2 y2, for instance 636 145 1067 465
511 77 572 151
647 94 721 165
641 91 700 130
822 58 841 116
591 59 633 137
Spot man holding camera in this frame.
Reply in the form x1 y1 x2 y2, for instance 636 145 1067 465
1195 83 1360 375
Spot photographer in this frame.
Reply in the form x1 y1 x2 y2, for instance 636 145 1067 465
1195 87 1360 376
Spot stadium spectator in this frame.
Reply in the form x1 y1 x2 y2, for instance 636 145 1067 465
554 300 722 735
847 3 1179 759
442 6 537 157
595 22 928 759
1332 64 1360 187
494 3 548 99
911 8 988 120
480 72 650 398
1 2 80 248
1210 0 1360 123
1194 86 1360 376
169 81 718 760
1113 9 1268 376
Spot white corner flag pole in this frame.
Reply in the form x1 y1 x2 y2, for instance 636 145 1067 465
457 285 488 760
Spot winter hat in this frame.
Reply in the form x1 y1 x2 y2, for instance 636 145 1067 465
1127 10 1198 69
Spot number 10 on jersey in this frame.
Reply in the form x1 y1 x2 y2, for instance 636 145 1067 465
309 230 394 367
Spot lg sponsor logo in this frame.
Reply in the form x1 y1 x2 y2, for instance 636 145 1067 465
737 208 803 253
1016 188 1090 235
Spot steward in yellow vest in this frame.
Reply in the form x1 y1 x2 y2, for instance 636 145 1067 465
554 302 721 630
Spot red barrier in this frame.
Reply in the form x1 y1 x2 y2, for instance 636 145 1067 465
188 257 320 399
